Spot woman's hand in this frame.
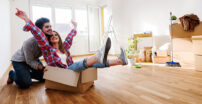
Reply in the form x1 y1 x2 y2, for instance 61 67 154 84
71 20 77 30
15 8 30 23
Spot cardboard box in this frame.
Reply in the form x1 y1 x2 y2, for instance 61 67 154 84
171 22 202 38
173 52 195 66
144 47 152 62
172 38 194 66
173 38 193 52
156 50 168 57
195 55 202 71
44 66 97 93
153 56 171 64
192 35 202 55
171 22 202 67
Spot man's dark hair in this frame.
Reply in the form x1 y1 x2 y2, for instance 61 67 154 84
35 17 51 41
35 17 50 30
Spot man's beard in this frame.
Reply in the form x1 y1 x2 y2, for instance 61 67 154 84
45 33 52 41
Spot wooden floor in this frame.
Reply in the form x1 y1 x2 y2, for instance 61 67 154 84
1 58 202 104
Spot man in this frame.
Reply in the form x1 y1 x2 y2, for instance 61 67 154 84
7 14 53 88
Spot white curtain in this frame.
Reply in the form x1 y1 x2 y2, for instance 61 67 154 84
88 7 101 52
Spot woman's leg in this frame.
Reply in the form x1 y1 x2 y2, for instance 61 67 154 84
108 59 123 66
85 55 98 66
68 37 111 71
92 47 128 68
91 59 122 68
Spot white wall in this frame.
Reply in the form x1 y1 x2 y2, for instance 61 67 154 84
11 0 202 56
112 0 202 50
103 0 125 54
0 0 11 78
10 0 31 56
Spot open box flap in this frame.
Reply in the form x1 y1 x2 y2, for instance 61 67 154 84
44 66 80 87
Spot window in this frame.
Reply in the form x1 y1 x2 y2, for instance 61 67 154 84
75 9 88 35
32 5 52 23
88 7 101 51
55 8 72 36
31 4 101 55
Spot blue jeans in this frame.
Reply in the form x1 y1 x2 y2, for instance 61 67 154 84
9 61 44 88
68 58 109 71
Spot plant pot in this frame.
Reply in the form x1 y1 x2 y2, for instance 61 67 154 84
127 58 136 66
172 20 178 24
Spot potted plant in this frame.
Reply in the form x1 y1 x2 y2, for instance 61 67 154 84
171 15 177 20
171 15 178 24
125 38 140 66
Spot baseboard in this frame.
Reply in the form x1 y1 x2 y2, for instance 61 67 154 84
71 54 119 57
71 54 94 58
108 54 119 56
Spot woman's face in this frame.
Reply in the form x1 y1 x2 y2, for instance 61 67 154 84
50 31 59 44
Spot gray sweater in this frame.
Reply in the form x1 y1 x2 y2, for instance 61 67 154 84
11 37 42 70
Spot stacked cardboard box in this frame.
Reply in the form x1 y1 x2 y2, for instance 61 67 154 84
171 22 202 68
153 56 171 64
172 38 194 67
153 49 170 64
192 36 202 71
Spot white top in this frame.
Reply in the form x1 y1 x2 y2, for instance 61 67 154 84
57 52 67 64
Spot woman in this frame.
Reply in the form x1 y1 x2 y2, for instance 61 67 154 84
16 8 128 71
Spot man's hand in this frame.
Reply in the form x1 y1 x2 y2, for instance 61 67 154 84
38 64 48 72
37 64 45 70
71 20 77 30
15 8 30 23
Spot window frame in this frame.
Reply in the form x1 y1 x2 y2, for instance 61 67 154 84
30 1 102 53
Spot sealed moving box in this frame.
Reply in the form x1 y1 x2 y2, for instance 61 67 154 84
44 66 97 93
192 35 202 71
173 38 194 66
153 56 171 64
192 35 202 55
171 22 202 68
195 55 202 71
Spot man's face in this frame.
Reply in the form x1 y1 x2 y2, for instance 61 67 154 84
42 22 52 35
